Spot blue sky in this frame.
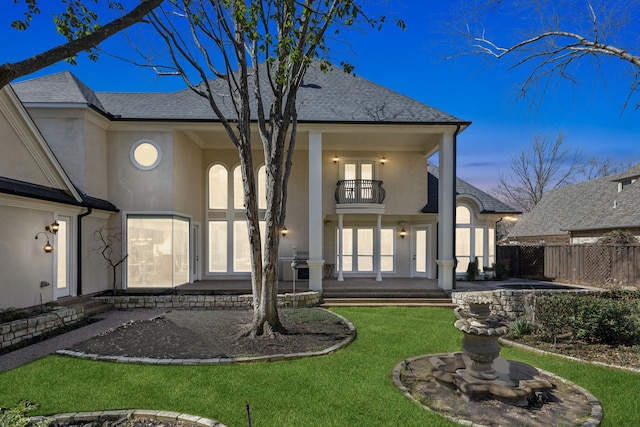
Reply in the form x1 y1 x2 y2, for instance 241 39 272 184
3 1 638 192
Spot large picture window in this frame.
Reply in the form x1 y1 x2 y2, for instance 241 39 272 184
127 215 189 288
337 227 394 273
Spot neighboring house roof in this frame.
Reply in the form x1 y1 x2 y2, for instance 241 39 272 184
13 63 469 125
568 165 640 231
0 176 118 212
509 163 640 238
422 164 519 214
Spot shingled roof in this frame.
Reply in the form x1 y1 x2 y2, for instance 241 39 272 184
13 71 105 111
509 163 640 238
421 164 519 214
13 62 468 124
0 177 118 212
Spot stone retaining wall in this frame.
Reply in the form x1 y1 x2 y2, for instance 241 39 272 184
0 306 85 350
97 291 321 310
31 409 228 427
451 289 595 321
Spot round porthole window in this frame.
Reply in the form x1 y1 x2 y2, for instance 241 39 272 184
130 139 161 170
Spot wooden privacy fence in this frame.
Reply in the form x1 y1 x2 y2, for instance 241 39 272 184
498 244 640 286
544 244 640 286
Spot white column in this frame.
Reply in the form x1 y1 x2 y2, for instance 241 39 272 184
375 213 382 281
437 131 457 291
308 131 324 291
337 213 344 281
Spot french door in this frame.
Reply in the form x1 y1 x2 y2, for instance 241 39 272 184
54 216 73 299
413 225 433 278
343 161 375 201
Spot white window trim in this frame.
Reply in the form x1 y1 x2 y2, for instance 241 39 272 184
336 226 395 274
121 211 192 289
130 139 162 171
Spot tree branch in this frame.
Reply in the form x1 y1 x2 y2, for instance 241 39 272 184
0 0 164 88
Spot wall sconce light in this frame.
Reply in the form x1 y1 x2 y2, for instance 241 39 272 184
281 226 288 237
332 155 339 164
380 157 387 165
35 232 54 253
46 221 59 234
400 227 406 239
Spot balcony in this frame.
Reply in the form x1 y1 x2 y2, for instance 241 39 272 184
335 180 386 214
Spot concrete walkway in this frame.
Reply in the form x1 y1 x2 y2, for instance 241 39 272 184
0 308 167 373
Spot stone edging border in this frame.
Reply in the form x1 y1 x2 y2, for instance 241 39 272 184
499 337 640 374
30 409 227 427
392 354 603 427
55 309 356 365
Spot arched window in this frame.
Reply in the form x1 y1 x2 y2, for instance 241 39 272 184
233 165 244 209
456 205 471 224
456 205 472 273
208 164 228 209
455 203 490 275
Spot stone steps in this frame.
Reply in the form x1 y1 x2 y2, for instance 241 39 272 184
48 294 114 317
321 298 455 308
322 289 449 299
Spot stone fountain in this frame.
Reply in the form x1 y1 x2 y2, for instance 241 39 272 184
428 301 553 406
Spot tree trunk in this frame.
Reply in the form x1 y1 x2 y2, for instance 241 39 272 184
248 252 284 338
243 112 288 337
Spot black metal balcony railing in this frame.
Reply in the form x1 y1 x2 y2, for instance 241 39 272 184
335 179 386 204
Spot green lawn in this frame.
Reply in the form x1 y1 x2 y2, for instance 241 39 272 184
1 307 639 426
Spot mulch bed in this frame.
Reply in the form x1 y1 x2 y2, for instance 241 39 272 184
504 333 640 371
67 308 351 359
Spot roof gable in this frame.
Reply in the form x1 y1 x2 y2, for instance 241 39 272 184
0 85 82 202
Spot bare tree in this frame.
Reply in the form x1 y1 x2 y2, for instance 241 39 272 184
493 133 580 212
459 0 640 109
144 1 391 338
1 0 163 88
94 227 128 295
576 155 638 181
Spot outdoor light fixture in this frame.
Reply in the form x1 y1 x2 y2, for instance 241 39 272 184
46 221 59 234
332 155 339 164
380 157 387 165
35 232 54 253
398 221 406 239
281 226 288 237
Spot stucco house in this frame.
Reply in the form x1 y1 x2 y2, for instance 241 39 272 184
508 163 640 244
1 64 517 310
